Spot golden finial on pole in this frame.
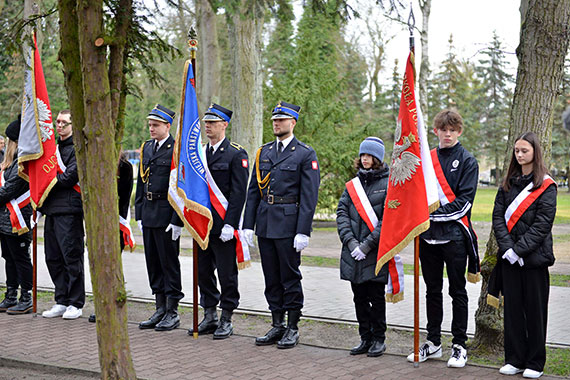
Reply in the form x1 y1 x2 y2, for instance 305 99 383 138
188 27 198 60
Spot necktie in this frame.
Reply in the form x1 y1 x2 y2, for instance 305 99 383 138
153 141 159 155
207 145 214 161
277 142 283 156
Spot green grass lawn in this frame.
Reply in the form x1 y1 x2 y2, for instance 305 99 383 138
472 187 570 224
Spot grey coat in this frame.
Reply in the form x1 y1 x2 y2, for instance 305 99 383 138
337 167 389 284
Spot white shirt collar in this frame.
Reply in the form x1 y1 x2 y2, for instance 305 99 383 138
276 134 295 151
154 135 169 149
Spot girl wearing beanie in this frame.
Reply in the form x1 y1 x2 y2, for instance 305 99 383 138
336 137 390 357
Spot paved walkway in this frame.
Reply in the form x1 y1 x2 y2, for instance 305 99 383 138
0 314 562 380
1 241 569 346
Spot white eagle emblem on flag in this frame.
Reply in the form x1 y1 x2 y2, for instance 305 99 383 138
390 119 420 187
36 98 54 142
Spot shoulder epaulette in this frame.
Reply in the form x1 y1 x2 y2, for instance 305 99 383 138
298 142 311 150
230 141 244 150
262 141 273 147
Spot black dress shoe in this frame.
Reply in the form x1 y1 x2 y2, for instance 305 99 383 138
255 311 286 346
155 298 180 331
188 307 218 335
88 314 96 323
350 340 372 355
139 293 166 329
213 310 233 340
277 310 301 349
367 341 386 357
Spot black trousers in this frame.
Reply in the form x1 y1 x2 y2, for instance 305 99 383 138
502 263 549 372
351 281 386 342
1 233 32 291
258 237 303 312
419 239 468 348
142 226 183 301
44 214 85 308
197 235 239 311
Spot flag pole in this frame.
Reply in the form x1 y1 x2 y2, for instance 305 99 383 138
32 210 37 314
407 4 420 368
187 28 200 339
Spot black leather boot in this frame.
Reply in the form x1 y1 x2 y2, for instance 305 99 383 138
155 298 180 331
7 289 32 315
350 339 372 355
139 293 166 329
367 340 386 357
213 309 233 340
277 310 301 349
255 311 285 346
187 307 218 335
0 287 18 312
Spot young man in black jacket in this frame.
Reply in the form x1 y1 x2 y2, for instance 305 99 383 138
407 109 479 368
40 110 85 320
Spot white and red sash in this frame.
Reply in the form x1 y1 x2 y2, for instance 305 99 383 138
204 146 250 269
0 170 31 235
346 177 404 303
505 175 556 232
56 147 81 194
430 149 480 283
119 213 136 252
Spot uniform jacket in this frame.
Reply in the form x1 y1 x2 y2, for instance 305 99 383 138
39 136 83 216
118 157 133 219
135 135 182 228
492 174 557 269
337 167 389 284
243 136 320 239
0 158 32 237
420 142 478 242
207 138 249 236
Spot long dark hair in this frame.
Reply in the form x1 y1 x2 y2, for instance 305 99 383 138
502 132 548 192
353 155 384 171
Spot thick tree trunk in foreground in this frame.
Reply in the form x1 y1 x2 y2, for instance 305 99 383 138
59 1 136 378
196 0 221 113
227 3 264 159
473 0 570 351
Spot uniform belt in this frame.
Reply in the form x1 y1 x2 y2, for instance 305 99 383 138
146 192 167 201
262 195 298 205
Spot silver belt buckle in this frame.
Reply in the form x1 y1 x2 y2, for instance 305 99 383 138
146 192 153 201
267 194 274 205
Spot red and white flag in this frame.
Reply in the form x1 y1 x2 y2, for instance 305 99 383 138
376 52 439 274
17 33 57 208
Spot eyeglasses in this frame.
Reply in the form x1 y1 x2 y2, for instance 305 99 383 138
56 121 71 127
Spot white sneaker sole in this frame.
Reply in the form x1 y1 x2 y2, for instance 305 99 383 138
447 359 467 368
406 348 442 363
42 312 65 318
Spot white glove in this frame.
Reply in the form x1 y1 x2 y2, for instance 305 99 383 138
137 220 143 234
502 248 521 265
293 233 309 252
517 257 524 267
220 224 235 242
243 229 255 247
165 224 182 241
351 247 366 261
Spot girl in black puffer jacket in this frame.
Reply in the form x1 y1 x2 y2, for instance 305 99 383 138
337 137 389 358
492 132 557 379
0 117 33 315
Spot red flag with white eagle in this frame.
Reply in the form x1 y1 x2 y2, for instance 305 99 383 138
17 33 57 209
376 52 439 274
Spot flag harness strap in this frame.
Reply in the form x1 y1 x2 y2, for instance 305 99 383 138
255 145 270 196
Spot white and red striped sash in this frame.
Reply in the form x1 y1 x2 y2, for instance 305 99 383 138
0 170 31 235
345 177 404 303
56 148 81 194
505 175 556 232
119 214 136 251
204 146 250 269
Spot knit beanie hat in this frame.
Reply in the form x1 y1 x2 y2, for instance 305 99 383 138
359 137 385 162
5 115 21 142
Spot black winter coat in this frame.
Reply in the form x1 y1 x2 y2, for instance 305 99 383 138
117 157 133 219
0 158 32 238
337 167 389 284
38 136 83 215
492 174 557 269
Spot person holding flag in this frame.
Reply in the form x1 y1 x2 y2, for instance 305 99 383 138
0 116 33 315
408 109 479 367
243 101 320 349
136 104 184 332
188 103 249 339
491 132 556 379
336 137 391 357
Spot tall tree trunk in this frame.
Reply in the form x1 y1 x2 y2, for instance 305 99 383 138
418 0 431 121
473 0 570 351
226 5 264 159
196 0 221 113
59 1 136 378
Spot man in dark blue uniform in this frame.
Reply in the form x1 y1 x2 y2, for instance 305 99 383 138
243 101 320 349
135 104 184 331
188 104 249 339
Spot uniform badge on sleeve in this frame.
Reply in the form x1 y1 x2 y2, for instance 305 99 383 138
311 161 318 170
242 159 248 168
